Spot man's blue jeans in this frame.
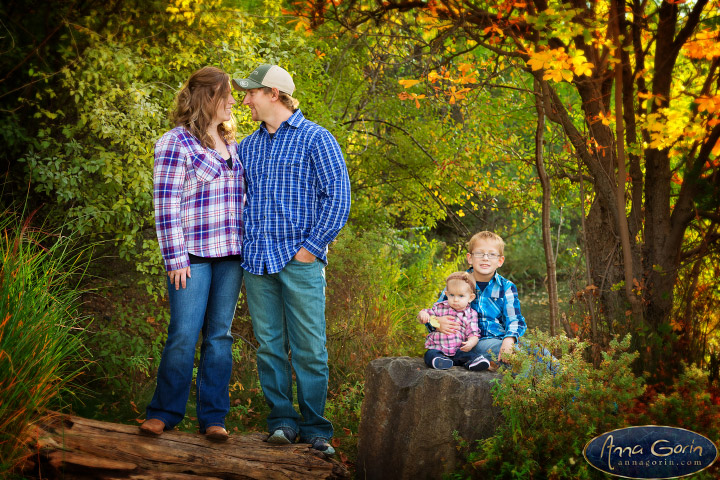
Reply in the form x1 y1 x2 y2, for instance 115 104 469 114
244 259 333 441
146 260 242 432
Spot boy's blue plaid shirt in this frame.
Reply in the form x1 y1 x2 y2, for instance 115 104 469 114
431 269 527 340
238 109 351 275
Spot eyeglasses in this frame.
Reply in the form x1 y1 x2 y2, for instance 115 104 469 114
470 252 501 260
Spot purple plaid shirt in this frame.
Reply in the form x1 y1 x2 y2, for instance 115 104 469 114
423 301 479 356
154 127 244 272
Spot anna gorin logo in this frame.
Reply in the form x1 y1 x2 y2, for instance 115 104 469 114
584 426 718 479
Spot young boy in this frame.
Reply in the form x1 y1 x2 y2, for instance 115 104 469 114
418 272 491 371
430 231 527 364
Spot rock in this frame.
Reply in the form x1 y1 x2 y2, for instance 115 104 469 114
357 356 503 480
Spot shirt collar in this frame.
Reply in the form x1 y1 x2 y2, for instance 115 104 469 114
259 109 305 134
439 300 467 313
286 109 305 127
466 267 503 299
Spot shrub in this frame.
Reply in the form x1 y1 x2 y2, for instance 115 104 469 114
325 225 457 386
625 365 720 480
0 208 88 474
82 298 169 402
461 332 644 479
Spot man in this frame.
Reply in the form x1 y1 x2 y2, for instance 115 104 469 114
234 64 351 456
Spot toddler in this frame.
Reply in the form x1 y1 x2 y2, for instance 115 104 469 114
418 272 490 371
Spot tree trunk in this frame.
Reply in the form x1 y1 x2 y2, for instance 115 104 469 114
534 78 560 337
18 413 349 480
543 80 633 331
612 0 644 327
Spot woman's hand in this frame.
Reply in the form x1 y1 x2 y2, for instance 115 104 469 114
168 266 191 290
435 315 459 335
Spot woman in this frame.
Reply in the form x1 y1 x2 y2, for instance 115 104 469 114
140 66 243 441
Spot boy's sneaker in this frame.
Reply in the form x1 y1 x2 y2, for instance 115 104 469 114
308 437 335 456
431 357 453 370
267 427 297 444
467 355 490 371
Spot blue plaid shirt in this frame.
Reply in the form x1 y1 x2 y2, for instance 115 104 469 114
433 269 527 340
238 109 351 275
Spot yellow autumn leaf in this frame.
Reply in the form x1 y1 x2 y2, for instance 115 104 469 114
684 29 720 60
695 95 720 113
427 71 442 83
458 63 473 73
399 79 421 89
570 54 594 77
527 56 545 71
544 69 563 82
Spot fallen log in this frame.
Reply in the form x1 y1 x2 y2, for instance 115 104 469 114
20 413 349 479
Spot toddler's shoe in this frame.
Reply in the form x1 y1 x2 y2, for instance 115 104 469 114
431 357 453 370
467 355 490 371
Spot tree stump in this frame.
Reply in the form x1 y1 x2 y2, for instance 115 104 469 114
357 356 503 480
19 413 349 479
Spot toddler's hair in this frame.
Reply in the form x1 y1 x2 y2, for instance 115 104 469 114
467 231 505 255
446 271 475 294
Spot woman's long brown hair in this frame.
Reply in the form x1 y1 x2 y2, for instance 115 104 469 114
170 66 236 150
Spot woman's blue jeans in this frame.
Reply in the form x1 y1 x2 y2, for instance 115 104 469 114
146 260 242 432
243 259 333 441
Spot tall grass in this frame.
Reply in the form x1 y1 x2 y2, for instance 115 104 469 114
0 208 88 474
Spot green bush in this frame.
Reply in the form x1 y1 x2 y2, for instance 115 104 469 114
625 365 720 479
0 208 88 474
460 332 644 479
325 225 457 386
83 299 169 401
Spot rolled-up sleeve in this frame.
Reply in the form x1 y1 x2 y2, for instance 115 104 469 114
302 130 351 257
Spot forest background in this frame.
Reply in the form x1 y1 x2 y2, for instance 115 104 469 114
1 0 720 478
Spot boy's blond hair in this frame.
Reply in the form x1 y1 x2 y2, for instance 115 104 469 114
467 231 505 256
446 271 476 295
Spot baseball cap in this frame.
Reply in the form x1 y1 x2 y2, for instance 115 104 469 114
232 64 295 95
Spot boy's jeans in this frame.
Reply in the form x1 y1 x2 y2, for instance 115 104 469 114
472 337 558 373
472 338 505 360
146 260 242 432
244 259 333 441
